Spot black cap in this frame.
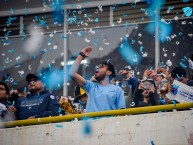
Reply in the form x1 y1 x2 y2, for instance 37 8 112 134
99 60 115 78
0 81 10 95
26 73 40 83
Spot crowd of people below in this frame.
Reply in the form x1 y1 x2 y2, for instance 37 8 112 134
0 46 193 121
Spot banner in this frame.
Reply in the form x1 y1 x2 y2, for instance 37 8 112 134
166 80 193 102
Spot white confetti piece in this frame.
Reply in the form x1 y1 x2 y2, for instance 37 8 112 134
49 33 54 37
164 53 167 57
50 95 55 99
85 38 90 43
28 65 31 70
18 70 24 75
99 47 103 51
182 21 186 25
166 59 172 66
117 18 122 23
172 53 176 56
103 39 109 45
138 41 142 45
142 52 148 57
53 45 58 50
161 18 171 24
174 16 178 20
163 48 167 52
138 33 142 37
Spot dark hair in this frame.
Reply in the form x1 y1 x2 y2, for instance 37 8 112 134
171 66 186 79
99 60 115 80
0 81 10 95
190 54 193 61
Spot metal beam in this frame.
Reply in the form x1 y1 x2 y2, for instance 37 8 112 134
0 0 145 17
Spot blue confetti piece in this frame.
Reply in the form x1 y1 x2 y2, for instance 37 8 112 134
70 3 75 7
181 58 185 62
24 7 28 15
58 108 62 113
83 120 92 135
131 39 135 44
171 100 176 107
183 0 189 2
13 82 18 86
180 62 187 68
39 20 46 26
95 18 99 23
30 55 36 59
23 87 27 93
10 8 15 14
123 14 128 17
125 22 129 27
61 35 67 39
179 32 183 36
159 98 166 104
183 7 192 17
121 1 126 5
172 85 179 95
2 66 6 71
55 124 63 128
184 56 188 60
15 64 21 68
140 46 144 54
8 49 14 54
150 140 155 145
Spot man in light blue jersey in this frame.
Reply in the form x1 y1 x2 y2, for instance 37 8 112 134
69 46 126 112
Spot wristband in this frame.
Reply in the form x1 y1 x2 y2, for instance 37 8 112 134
79 51 86 59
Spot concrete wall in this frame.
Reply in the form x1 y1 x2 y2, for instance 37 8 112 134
0 110 193 145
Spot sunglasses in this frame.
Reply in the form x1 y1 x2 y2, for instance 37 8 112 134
28 79 39 85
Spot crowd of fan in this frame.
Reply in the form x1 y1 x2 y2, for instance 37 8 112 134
0 46 193 122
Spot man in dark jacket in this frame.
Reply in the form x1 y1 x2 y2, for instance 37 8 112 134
14 73 60 120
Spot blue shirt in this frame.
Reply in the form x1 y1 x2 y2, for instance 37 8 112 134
83 80 126 112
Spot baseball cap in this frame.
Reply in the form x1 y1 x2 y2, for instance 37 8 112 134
26 73 40 83
99 60 115 78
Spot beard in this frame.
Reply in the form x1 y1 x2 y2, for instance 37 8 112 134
95 74 106 82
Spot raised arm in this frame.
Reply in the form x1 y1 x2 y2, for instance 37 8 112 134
69 46 92 87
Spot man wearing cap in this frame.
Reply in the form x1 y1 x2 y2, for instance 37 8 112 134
69 46 126 112
14 73 60 120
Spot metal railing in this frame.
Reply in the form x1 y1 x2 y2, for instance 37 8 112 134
2 102 193 128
